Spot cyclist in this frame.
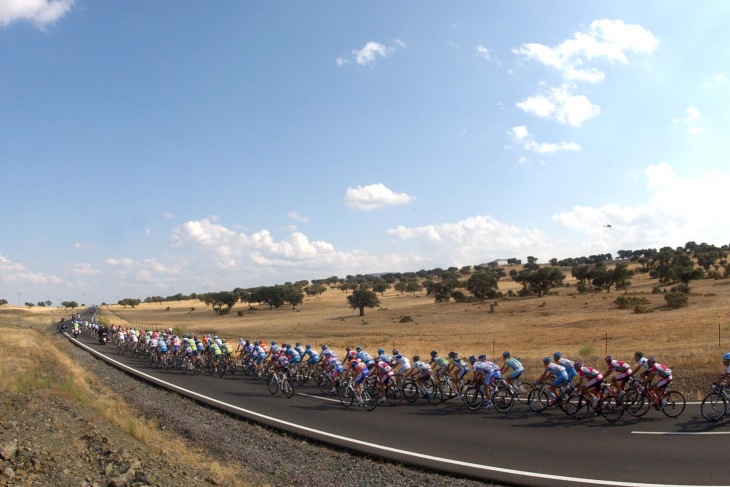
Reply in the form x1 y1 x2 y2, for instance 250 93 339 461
447 351 470 395
553 352 576 385
356 346 374 367
574 360 604 409
301 344 319 367
603 355 633 395
715 353 730 387
377 348 392 364
350 359 369 404
500 352 524 387
644 356 672 405
430 351 450 380
471 354 501 407
391 351 411 383
406 356 433 396
536 356 569 405
634 351 652 379
372 357 395 404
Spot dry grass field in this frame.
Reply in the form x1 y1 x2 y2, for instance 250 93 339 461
101 267 730 399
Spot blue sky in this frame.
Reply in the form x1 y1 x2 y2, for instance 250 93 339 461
1 1 729 305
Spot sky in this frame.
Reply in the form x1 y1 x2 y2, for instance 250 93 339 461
1 1 729 305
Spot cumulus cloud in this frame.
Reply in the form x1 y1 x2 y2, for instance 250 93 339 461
476 44 491 60
671 107 702 136
338 40 404 67
0 0 75 28
513 19 658 83
162 211 175 219
386 215 552 266
516 84 601 127
343 183 413 211
288 211 309 222
510 126 581 155
68 263 100 276
0 254 63 284
552 163 730 249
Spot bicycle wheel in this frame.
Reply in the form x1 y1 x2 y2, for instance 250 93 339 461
338 384 354 407
319 375 334 395
402 380 419 403
385 379 403 406
217 361 226 378
441 379 456 400
267 374 280 395
701 393 727 422
600 395 624 422
296 368 307 387
426 384 444 405
181 359 189 375
282 379 295 399
565 394 588 419
492 384 514 413
528 388 550 413
462 386 484 411
662 390 686 418
515 381 533 405
362 387 378 411
624 389 649 417
228 358 237 375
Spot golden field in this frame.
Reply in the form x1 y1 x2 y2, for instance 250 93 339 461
100 267 730 399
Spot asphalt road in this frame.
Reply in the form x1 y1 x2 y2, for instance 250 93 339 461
66 322 729 487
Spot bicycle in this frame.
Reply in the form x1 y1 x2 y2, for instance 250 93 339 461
701 382 729 422
566 383 624 422
462 378 514 413
527 381 578 413
623 379 685 418
266 367 295 399
338 376 377 411
401 376 444 405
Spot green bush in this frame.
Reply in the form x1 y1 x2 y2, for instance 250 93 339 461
614 296 651 309
664 291 688 309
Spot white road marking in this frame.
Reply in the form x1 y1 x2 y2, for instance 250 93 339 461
65 334 730 487
632 431 730 435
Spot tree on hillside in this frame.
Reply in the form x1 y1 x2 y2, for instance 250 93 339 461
284 285 304 309
25 302 34 308
406 281 424 296
61 301 78 310
394 281 408 295
0 299 7 306
466 271 500 301
304 284 328 297
118 298 141 308
347 286 380 316
512 266 565 297
371 281 390 296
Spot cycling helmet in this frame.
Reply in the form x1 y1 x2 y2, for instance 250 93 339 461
723 353 730 361
574 361 583 369
448 351 456 358
502 351 511 358
392 348 399 355
350 360 359 368
378 348 385 355
373 356 381 363
321 344 327 351
295 342 301 347
604 355 613 363
222 339 227 343
478 354 487 361
214 336 218 339
468 355 477 364
285 344 292 350
430 350 438 357
553 352 561 359
413 355 421 362
271 341 276 346
345 346 352 352
356 346 362 352
647 356 657 368
634 351 644 360
543 357 551 364
305 344 311 349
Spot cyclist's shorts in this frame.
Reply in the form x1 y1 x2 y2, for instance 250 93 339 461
656 376 672 389
355 371 369 384
552 371 569 387
308 357 319 365
509 369 524 380
615 369 632 381
485 370 502 385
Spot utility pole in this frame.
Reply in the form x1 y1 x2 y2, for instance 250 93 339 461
16 292 21 306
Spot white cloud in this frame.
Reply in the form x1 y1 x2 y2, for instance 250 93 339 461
552 163 730 249
513 19 657 83
72 242 97 250
509 126 581 155
673 107 701 123
105 258 134 267
476 44 491 60
386 215 552 266
288 211 309 223
343 183 413 211
162 211 175 219
0 0 75 28
0 254 63 284
338 40 403 67
517 84 601 127
68 263 100 276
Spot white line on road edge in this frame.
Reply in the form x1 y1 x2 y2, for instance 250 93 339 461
65 334 729 487
632 431 730 435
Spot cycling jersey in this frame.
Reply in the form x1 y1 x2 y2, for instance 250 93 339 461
545 362 569 386
557 358 576 380
608 359 633 380
651 363 672 388
578 366 604 388
376 361 395 383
